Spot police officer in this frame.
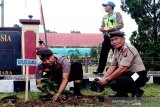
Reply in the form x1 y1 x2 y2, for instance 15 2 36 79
98 31 148 97
36 48 83 101
93 1 124 74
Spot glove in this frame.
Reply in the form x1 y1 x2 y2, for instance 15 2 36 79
90 78 105 92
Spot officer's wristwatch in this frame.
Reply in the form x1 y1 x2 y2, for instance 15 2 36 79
105 77 110 82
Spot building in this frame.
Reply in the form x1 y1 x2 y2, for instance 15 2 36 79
39 33 103 47
39 33 103 55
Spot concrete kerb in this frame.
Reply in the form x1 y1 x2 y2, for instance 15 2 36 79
0 71 157 93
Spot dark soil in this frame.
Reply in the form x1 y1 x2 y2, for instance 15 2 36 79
0 92 104 107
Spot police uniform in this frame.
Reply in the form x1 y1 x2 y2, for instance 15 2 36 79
36 54 83 82
111 43 145 72
36 48 83 97
108 32 148 97
96 1 124 74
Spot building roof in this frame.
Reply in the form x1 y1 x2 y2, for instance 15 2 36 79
39 33 103 47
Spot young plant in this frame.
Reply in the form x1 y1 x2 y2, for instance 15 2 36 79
37 74 60 95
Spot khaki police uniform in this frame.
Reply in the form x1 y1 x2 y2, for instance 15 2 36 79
36 54 83 81
111 43 145 72
36 48 83 97
109 43 148 94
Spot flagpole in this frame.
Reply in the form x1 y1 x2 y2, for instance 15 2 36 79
0 0 4 27
39 0 48 48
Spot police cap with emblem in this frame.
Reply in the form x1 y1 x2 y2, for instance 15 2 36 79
109 31 125 38
36 48 53 59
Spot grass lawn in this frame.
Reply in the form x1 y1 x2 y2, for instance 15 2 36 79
0 83 160 106
82 83 160 107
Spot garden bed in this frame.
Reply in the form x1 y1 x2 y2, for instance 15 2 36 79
0 92 104 107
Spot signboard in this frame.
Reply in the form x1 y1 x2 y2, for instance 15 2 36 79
0 28 21 75
17 59 38 66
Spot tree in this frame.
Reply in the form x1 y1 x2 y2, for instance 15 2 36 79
90 44 101 58
13 24 20 28
46 29 57 33
68 49 81 59
121 0 160 70
70 30 81 34
90 47 97 58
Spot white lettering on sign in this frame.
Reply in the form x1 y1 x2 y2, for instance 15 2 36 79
17 59 38 66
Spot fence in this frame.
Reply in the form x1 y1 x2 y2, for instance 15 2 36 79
70 56 111 74
70 54 160 74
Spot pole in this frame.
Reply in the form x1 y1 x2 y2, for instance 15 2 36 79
25 66 29 101
39 0 48 48
85 53 88 73
0 0 4 27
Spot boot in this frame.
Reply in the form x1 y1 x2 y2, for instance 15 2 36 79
132 89 144 97
74 83 82 98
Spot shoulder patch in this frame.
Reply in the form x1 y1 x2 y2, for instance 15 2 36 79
123 48 128 57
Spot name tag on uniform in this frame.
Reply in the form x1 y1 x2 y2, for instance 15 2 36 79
131 72 139 81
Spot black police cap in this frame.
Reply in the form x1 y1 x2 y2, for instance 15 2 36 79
36 48 53 59
109 31 125 38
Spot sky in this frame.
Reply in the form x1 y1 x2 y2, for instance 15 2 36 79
1 0 138 43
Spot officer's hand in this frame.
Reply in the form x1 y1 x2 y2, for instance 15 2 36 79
52 94 66 102
98 78 107 85
107 27 115 32
99 27 108 32
52 95 58 102
99 27 104 32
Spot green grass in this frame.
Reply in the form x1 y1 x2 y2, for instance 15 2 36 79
82 83 160 107
0 83 160 107
143 83 160 97
81 83 160 97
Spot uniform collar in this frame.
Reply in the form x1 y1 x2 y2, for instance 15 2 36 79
121 43 128 50
108 11 114 16
115 43 127 52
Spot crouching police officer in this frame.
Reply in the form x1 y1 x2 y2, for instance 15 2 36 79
98 31 148 97
36 48 83 101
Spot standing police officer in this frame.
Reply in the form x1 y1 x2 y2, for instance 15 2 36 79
94 1 124 74
98 31 148 97
36 48 83 101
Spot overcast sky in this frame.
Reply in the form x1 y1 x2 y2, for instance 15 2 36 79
1 0 138 43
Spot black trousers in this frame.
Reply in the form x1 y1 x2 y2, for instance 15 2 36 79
69 62 83 81
97 35 113 73
109 71 149 94
69 62 83 95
